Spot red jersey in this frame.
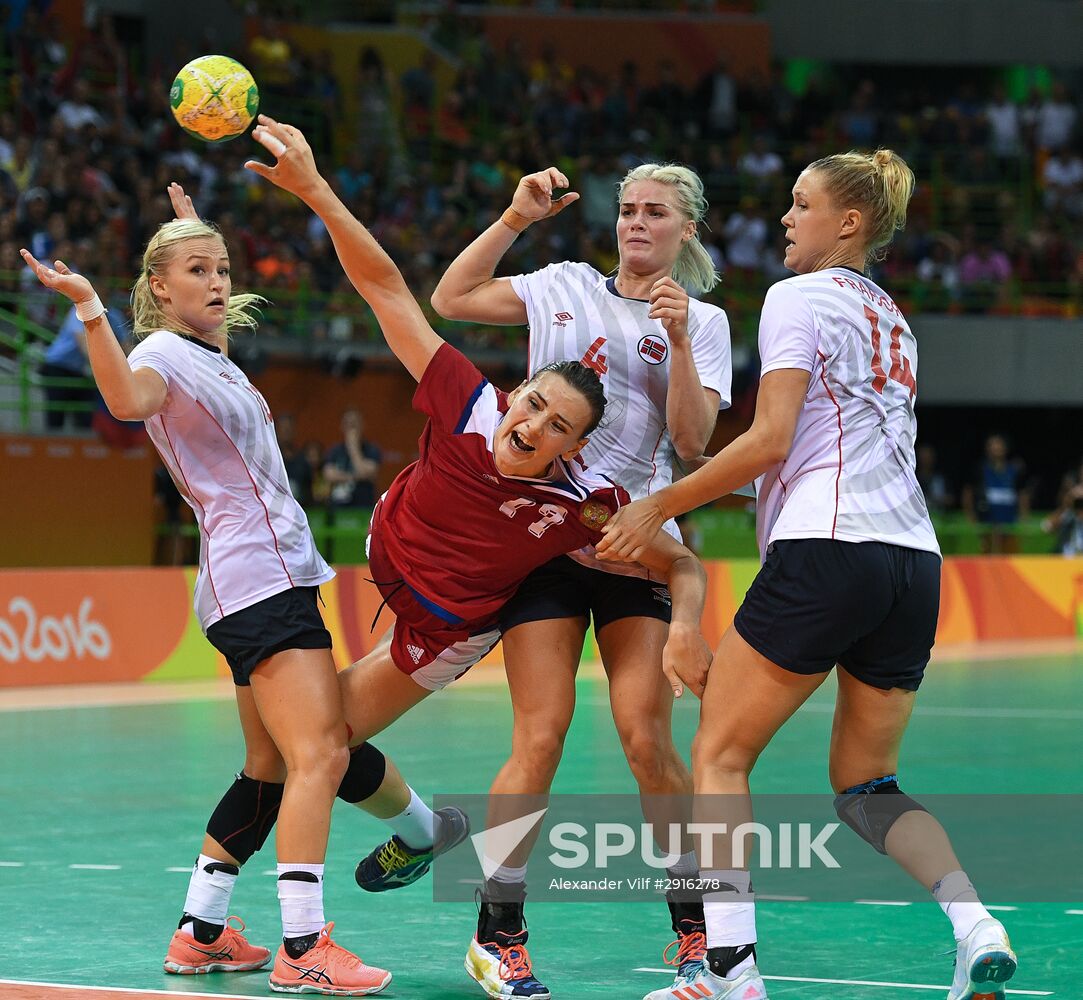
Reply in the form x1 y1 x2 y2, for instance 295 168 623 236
371 343 629 627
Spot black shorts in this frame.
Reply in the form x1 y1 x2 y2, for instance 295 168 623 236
734 539 941 691
499 555 672 634
205 586 332 686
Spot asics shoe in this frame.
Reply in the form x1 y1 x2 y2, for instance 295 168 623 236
465 930 550 999
946 918 1017 1000
354 805 470 892
663 918 708 984
643 959 768 1000
269 922 391 996
163 915 271 975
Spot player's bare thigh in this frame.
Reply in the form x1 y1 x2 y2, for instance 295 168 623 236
338 644 432 746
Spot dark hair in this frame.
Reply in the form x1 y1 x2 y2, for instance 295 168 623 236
528 360 607 436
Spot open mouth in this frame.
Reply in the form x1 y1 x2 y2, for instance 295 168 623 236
208 298 225 307
509 430 535 454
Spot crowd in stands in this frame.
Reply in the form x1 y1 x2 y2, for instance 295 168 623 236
3 9 1083 358
1 7 1081 535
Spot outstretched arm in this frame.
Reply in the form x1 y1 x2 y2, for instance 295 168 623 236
597 368 810 562
430 167 578 324
20 250 166 421
634 531 711 699
245 116 443 383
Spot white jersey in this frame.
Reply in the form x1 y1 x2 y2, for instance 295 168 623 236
754 268 940 558
129 331 334 630
511 261 731 575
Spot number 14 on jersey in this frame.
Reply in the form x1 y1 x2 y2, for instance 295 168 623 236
864 305 916 399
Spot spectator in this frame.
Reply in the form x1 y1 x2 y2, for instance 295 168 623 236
737 134 784 194
39 301 96 430
1035 82 1077 153
723 196 769 274
1041 487 1083 556
916 443 954 514
277 412 314 505
323 408 382 508
962 433 1030 554
986 84 1022 168
958 231 1013 313
915 234 961 312
696 56 737 139
1042 146 1083 218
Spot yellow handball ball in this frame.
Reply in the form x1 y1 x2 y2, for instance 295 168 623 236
170 55 259 143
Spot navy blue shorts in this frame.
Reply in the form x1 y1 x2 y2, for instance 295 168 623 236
499 555 672 634
734 539 941 691
206 586 332 686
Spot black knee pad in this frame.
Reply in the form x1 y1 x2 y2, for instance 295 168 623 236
336 742 387 804
206 772 283 864
833 774 927 855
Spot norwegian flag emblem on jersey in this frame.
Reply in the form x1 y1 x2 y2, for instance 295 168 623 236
638 334 668 365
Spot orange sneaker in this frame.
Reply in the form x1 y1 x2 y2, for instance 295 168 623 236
269 922 392 995
163 915 271 974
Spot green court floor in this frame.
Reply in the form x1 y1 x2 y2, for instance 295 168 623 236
1 648 1080 998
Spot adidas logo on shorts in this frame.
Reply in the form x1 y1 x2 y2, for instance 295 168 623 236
407 643 425 664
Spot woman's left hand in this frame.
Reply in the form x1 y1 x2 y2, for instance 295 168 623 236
661 623 713 699
167 182 199 221
596 495 667 562
245 114 324 202
648 276 689 342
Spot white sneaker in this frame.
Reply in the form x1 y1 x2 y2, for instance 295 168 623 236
643 960 768 1000
946 918 1017 1000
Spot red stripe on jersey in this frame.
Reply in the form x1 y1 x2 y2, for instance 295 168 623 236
817 351 843 538
159 415 224 620
645 425 666 496
196 400 295 590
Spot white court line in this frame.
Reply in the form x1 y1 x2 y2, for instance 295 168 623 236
68 864 121 870
1066 909 1083 915
0 861 25 867
0 981 257 998
855 899 912 906
165 866 191 872
988 905 1019 911
634 969 1052 994
757 894 810 902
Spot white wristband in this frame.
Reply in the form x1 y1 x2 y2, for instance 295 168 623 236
75 295 106 323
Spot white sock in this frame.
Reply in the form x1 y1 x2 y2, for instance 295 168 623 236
277 863 325 940
933 870 992 942
181 853 238 931
487 862 528 884
386 787 436 850
703 869 757 979
667 851 699 880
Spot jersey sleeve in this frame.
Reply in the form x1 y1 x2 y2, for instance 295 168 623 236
413 342 491 434
127 331 196 414
688 305 733 409
508 261 569 310
757 280 818 376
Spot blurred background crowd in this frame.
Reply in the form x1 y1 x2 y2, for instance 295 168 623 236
1 0 1081 560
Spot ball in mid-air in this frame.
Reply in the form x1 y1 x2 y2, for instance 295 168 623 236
170 55 259 143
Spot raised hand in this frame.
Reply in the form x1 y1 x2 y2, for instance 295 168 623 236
648 276 689 342
19 249 96 306
244 114 323 202
509 167 579 224
167 182 199 221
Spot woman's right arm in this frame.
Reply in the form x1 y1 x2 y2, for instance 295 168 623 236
245 116 442 383
20 250 166 420
430 167 579 324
